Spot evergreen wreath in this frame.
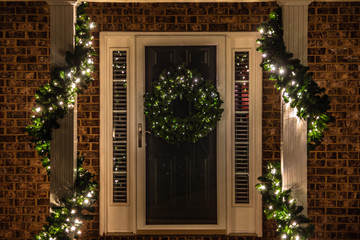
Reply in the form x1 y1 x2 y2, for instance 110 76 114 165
144 65 223 144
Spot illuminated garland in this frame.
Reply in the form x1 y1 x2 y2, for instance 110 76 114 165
144 65 223 144
26 2 95 171
35 156 97 240
256 8 333 150
24 2 97 239
256 162 315 240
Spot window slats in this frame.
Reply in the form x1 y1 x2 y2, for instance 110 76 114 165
113 50 128 203
234 51 249 204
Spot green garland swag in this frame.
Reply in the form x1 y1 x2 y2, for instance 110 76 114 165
256 162 315 240
256 8 334 150
26 2 95 171
35 156 97 240
144 65 224 144
24 2 97 239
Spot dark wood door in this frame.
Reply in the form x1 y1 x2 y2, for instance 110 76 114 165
145 46 217 224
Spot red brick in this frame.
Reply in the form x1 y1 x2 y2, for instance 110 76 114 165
1 1 359 239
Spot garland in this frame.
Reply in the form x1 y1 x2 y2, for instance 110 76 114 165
256 162 315 240
144 65 223 144
35 156 97 240
256 8 333 150
24 2 97 239
26 2 95 171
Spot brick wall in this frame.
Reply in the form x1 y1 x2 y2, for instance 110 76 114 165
1 1 359 240
0 1 50 239
307 2 360 240
83 2 279 240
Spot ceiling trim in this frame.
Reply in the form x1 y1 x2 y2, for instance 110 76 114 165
83 0 359 2
1 0 359 2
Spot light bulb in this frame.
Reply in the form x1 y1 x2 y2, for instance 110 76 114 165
270 64 276 71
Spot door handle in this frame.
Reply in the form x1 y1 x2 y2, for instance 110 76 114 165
138 123 150 148
138 123 142 148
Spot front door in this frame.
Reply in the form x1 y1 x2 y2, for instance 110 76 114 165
144 46 217 224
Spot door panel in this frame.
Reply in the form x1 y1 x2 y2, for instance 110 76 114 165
145 46 217 224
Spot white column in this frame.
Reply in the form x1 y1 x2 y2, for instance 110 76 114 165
47 0 77 203
278 0 312 214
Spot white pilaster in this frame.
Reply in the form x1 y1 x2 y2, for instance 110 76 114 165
47 0 78 203
278 0 312 214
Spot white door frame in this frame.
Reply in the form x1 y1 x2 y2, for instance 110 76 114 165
135 35 227 232
100 32 262 236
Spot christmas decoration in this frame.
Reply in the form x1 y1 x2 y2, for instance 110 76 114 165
25 2 97 239
35 156 97 240
144 65 223 144
256 8 333 150
26 2 95 171
256 162 315 240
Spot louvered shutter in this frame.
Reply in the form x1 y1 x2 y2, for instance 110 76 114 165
112 50 128 203
234 52 250 204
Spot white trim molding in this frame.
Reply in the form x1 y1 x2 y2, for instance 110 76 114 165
84 0 356 2
277 0 313 6
47 0 77 5
1 0 357 2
